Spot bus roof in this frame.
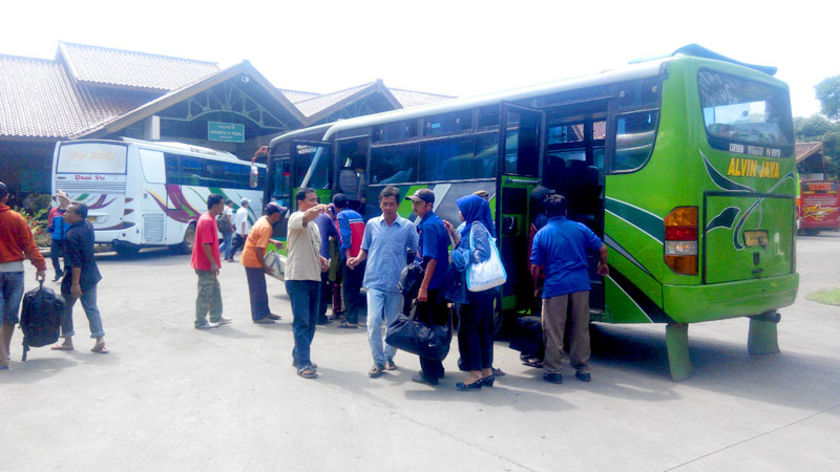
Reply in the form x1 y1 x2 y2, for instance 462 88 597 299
59 137 250 164
269 47 783 148
270 57 670 147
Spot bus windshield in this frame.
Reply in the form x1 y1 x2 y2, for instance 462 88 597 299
699 69 793 154
56 142 127 174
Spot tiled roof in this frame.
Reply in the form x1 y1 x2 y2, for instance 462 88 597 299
388 87 455 108
58 42 219 91
278 88 321 103
294 82 378 117
0 55 145 138
795 141 822 163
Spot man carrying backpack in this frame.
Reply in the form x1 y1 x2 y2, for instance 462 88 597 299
0 181 47 369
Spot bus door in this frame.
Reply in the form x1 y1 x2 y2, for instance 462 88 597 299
291 140 333 206
137 149 168 244
543 109 608 310
498 103 543 311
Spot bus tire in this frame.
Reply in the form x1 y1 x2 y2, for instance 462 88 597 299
176 223 196 254
113 244 140 257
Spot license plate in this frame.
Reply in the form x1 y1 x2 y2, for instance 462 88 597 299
744 230 768 248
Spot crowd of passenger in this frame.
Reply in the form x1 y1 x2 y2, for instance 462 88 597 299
0 179 608 389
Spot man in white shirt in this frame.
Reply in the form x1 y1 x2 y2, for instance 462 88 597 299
285 188 330 379
231 198 251 260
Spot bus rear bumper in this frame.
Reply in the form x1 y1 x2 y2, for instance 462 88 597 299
662 273 799 323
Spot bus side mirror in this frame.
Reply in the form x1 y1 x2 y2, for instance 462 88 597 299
250 163 259 188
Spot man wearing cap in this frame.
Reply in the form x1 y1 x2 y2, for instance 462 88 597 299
348 186 418 378
241 202 287 324
0 182 47 369
232 198 252 260
407 188 451 386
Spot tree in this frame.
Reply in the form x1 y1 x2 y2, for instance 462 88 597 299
794 114 834 141
815 76 840 121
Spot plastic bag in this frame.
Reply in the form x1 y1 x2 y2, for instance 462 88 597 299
466 223 507 292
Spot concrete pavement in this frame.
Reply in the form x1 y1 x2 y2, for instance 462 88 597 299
1 235 838 471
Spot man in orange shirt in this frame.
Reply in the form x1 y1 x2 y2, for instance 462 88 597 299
241 202 287 323
0 182 47 369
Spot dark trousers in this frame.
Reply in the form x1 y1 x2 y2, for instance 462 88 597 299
285 280 320 369
457 289 495 371
50 239 64 276
342 260 365 324
415 288 448 380
318 271 330 322
231 234 246 257
245 266 270 321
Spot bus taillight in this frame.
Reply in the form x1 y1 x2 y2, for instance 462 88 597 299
665 206 698 275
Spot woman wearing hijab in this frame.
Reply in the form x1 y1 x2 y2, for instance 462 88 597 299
446 195 498 390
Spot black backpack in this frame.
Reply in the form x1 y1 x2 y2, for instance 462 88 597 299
20 281 65 361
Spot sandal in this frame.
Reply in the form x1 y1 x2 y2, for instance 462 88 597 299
522 358 544 368
338 321 359 329
297 366 317 379
384 361 397 371
368 365 385 378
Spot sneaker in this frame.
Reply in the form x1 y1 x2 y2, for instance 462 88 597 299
195 321 219 329
574 371 592 383
543 373 564 384
411 372 439 386
214 317 233 325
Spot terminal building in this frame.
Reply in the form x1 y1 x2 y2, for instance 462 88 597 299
0 42 453 197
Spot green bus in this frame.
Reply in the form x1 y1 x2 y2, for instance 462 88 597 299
265 45 798 380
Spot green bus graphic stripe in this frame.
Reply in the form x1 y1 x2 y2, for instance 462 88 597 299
706 206 741 233
608 267 675 324
605 197 664 243
700 149 753 193
604 233 654 278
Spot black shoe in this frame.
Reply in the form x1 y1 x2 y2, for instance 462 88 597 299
575 371 592 383
478 375 495 387
411 372 439 386
267 314 282 320
455 379 482 391
543 373 564 384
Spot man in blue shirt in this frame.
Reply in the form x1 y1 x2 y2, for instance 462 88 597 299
530 194 607 384
348 186 418 378
406 188 450 386
334 193 366 328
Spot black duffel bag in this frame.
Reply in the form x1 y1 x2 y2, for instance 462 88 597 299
20 280 65 361
385 302 452 362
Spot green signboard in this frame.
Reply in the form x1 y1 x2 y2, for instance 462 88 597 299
208 121 245 143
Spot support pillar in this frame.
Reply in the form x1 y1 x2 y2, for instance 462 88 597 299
748 311 781 356
666 323 691 381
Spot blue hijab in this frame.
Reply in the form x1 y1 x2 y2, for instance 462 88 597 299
457 195 496 240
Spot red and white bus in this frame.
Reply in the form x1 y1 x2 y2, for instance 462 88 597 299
799 179 840 235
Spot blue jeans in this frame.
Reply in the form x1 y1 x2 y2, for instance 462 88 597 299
285 280 320 369
0 272 25 325
220 232 234 260
366 288 403 368
60 284 105 338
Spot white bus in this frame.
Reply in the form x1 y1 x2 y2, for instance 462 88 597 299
52 138 264 256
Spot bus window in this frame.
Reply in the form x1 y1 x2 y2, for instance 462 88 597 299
139 149 166 184
502 109 540 177
419 137 475 181
613 111 658 172
293 144 330 189
423 111 473 137
699 69 793 154
372 120 417 143
370 144 418 184
548 123 585 145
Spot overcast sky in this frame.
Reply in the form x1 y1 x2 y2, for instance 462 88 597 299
3 0 837 118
